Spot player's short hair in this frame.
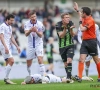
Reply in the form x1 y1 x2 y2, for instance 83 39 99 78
81 7 91 16
24 76 32 84
28 10 36 17
5 14 15 21
61 12 69 18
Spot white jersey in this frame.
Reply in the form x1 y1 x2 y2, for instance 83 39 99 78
0 22 12 49
31 74 42 83
24 20 44 48
45 74 62 83
31 74 62 84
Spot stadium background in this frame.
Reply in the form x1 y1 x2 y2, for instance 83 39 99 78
0 0 100 79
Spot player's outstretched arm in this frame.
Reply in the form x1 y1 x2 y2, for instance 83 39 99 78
11 35 20 53
74 2 81 16
21 82 26 85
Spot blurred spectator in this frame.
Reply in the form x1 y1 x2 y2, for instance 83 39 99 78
12 21 19 30
41 8 48 18
20 48 26 58
12 11 21 22
12 27 20 46
44 37 58 74
47 15 53 24
0 10 4 24
50 22 55 37
25 9 30 18
54 6 60 16
43 18 51 43
2 10 9 18
19 23 24 34
11 27 20 55
18 8 26 22
92 9 100 19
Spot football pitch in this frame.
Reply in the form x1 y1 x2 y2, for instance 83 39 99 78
0 76 100 90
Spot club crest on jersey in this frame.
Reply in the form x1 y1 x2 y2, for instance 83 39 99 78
66 29 68 33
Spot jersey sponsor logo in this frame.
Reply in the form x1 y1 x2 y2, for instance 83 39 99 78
66 29 68 33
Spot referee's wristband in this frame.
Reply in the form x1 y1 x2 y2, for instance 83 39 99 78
79 21 82 24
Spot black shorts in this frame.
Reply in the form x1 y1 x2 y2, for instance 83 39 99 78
80 39 98 56
47 58 53 64
59 45 74 62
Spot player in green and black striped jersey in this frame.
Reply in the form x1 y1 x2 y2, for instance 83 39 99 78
56 21 74 48
44 37 58 75
56 13 75 80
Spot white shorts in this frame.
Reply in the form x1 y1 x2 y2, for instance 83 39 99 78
85 55 92 62
45 74 62 83
97 44 100 58
26 43 43 60
85 44 100 62
0 47 12 60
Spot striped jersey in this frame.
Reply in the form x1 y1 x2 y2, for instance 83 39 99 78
56 21 74 48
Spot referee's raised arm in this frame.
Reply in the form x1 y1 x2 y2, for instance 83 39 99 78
73 2 100 82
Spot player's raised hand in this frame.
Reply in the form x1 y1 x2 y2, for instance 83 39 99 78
21 82 26 85
63 25 67 29
31 26 38 32
70 26 75 29
74 2 79 11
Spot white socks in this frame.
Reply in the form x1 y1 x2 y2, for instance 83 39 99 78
5 64 12 79
39 64 45 76
27 66 31 75
27 64 45 76
85 66 89 77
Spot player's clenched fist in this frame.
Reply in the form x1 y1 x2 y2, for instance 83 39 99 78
31 26 38 32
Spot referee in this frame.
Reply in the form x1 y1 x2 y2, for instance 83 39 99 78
55 13 75 80
74 2 100 82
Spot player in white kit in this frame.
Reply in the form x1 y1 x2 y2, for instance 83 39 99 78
21 73 74 84
0 14 20 84
24 10 45 80
77 24 100 81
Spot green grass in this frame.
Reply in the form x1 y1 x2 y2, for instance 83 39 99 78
0 76 100 90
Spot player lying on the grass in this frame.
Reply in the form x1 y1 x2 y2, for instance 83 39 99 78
21 74 74 85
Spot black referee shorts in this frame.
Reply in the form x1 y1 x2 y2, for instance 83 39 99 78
59 45 74 62
80 39 98 56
